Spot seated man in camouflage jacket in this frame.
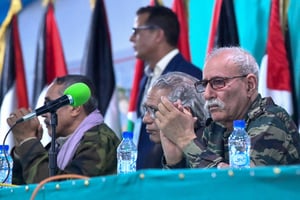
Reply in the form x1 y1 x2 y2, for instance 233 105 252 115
7 75 120 184
155 47 300 168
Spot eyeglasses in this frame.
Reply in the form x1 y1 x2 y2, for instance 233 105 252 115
132 25 159 35
194 75 248 93
142 104 158 119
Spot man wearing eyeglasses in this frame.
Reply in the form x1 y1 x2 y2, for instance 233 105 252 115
142 72 208 168
129 6 203 169
155 46 300 168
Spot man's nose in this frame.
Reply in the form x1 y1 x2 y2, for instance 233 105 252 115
142 112 154 124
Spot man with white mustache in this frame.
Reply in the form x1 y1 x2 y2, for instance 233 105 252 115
155 47 300 168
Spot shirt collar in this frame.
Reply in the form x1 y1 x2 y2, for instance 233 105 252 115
144 49 179 77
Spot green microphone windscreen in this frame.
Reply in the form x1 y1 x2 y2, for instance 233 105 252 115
63 83 91 107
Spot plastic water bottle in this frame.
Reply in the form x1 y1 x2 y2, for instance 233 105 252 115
228 120 251 168
0 145 13 185
117 131 137 174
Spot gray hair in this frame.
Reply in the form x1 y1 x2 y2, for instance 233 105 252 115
206 47 259 82
151 72 208 128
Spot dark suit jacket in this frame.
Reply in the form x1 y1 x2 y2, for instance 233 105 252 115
136 53 202 169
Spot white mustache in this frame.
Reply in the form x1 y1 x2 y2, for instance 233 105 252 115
204 99 225 111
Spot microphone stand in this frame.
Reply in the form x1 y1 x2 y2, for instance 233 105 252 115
49 111 58 176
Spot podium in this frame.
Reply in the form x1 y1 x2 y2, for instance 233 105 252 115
1 165 300 199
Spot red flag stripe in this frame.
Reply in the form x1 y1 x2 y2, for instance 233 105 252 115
172 0 191 61
267 0 291 91
32 2 68 107
45 3 67 85
128 59 144 112
12 16 28 108
207 0 223 53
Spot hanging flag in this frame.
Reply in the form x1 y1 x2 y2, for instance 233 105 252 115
258 0 298 124
207 0 239 53
81 0 121 136
0 0 22 78
0 0 29 147
127 59 144 132
284 8 299 129
33 1 68 145
172 0 191 61
32 1 68 108
126 0 164 132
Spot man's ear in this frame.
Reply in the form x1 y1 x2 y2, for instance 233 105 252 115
155 28 165 43
246 74 257 95
70 106 82 117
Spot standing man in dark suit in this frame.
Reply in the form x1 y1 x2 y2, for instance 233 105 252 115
130 5 202 169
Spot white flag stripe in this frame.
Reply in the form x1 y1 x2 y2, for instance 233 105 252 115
265 89 293 115
127 111 137 122
258 55 268 97
104 89 122 139
0 85 16 150
259 55 293 115
35 86 51 146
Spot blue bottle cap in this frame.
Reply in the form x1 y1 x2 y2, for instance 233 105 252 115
0 145 9 151
122 131 133 139
233 120 245 128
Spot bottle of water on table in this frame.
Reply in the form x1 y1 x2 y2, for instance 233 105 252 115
117 131 137 174
228 120 251 168
0 145 13 185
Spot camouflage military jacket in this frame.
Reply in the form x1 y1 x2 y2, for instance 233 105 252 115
12 123 120 185
184 94 300 168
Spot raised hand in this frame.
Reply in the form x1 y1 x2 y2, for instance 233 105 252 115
7 108 41 145
155 96 197 149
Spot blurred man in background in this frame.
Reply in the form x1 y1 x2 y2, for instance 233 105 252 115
130 5 202 169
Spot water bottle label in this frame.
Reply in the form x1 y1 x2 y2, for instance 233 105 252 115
231 153 249 166
118 160 136 174
0 157 13 184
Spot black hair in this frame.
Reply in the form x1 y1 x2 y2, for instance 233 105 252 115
137 6 179 47
53 74 98 114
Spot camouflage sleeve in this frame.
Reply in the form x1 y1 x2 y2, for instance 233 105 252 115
248 111 300 165
14 139 50 184
13 123 120 184
183 126 225 168
183 139 223 168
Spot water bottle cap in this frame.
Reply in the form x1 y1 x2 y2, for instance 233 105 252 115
0 145 9 151
122 131 133 139
233 120 245 128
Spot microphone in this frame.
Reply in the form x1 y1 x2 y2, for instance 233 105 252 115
16 82 91 124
